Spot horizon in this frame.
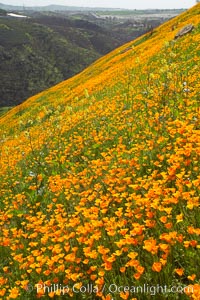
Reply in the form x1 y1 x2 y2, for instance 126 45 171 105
0 0 196 10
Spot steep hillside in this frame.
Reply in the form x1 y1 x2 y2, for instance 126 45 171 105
0 4 200 300
0 9 183 108
0 15 119 107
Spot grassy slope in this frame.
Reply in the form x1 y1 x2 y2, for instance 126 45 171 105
0 106 13 116
0 4 200 300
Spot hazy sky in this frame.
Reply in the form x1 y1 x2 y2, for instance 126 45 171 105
1 0 197 9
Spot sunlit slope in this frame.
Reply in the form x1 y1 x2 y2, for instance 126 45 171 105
0 4 200 300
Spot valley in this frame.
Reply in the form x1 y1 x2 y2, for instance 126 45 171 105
0 4 184 108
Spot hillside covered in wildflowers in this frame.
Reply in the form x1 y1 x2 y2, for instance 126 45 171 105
0 3 200 300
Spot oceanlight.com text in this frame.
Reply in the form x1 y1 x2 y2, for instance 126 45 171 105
32 283 194 296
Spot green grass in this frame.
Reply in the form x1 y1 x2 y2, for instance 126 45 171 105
0 106 13 117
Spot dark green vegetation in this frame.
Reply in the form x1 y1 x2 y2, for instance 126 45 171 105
0 106 12 116
0 15 121 107
0 8 6 15
0 7 183 107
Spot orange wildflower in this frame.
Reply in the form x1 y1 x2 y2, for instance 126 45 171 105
48 292 55 298
175 268 184 276
128 252 138 259
143 239 158 254
120 291 129 299
188 274 196 281
185 284 200 299
8 287 20 299
0 289 6 297
120 267 126 273
133 273 142 280
152 262 162 272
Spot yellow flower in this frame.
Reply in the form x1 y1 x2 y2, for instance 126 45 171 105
8 287 20 299
187 274 196 281
128 252 138 259
176 213 183 223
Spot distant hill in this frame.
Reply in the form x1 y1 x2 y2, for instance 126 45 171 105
0 7 184 108
0 15 120 107
0 3 124 11
0 8 6 15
